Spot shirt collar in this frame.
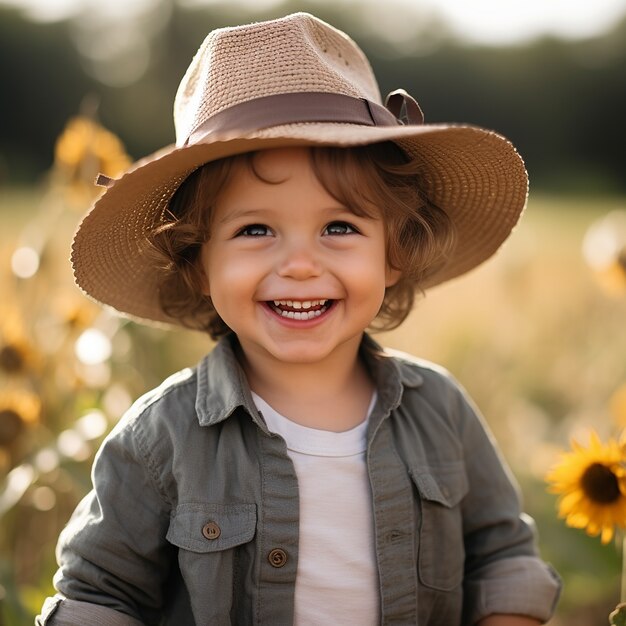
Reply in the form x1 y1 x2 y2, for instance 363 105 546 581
195 334 260 428
194 333 423 429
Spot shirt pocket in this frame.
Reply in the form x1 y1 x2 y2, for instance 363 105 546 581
166 503 257 621
166 502 257 553
409 462 469 591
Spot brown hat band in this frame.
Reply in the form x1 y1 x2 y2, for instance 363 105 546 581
183 90 424 146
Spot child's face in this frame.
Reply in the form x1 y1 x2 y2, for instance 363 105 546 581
200 147 400 369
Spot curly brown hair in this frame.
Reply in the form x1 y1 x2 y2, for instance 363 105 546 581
146 143 456 340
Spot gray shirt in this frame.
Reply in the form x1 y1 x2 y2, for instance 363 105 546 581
37 334 560 625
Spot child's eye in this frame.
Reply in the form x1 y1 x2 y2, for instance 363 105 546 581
324 222 358 236
236 224 271 237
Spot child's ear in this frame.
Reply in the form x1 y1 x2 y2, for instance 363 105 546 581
385 266 402 288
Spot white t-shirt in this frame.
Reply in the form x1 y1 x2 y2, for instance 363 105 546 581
252 392 380 626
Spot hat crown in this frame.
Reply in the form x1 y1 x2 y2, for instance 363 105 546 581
174 12 382 147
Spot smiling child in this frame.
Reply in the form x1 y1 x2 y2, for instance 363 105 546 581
38 12 561 626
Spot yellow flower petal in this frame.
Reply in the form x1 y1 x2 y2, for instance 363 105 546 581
600 525 614 544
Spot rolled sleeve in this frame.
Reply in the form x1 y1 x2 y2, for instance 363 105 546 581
463 556 562 624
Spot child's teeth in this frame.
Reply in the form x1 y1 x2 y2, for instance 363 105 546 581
279 307 325 320
271 299 330 317
273 299 326 308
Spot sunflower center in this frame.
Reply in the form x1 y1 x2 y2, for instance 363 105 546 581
0 345 25 373
0 409 24 446
580 462 621 504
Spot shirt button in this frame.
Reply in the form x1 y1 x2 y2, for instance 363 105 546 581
202 521 221 540
268 548 287 568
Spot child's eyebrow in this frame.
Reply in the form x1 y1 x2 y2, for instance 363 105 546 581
216 205 359 226
215 207 271 226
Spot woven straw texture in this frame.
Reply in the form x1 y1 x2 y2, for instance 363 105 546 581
71 12 528 327
174 13 380 146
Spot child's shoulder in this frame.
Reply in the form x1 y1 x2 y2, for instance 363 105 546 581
108 365 200 445
380 345 474 414
383 346 452 378
129 366 198 421
378 347 488 451
382 346 459 390
107 339 247 441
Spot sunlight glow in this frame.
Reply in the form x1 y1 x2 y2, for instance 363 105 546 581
582 211 626 270
3 0 626 44
422 0 626 43
11 246 40 278
0 464 36 515
75 328 112 365
75 410 108 440
57 429 91 461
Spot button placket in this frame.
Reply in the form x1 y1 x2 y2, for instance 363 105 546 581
267 548 287 568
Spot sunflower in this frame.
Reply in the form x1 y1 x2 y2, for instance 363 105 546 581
0 388 41 447
546 430 626 544
0 308 39 376
0 338 36 376
53 292 99 331
53 115 132 206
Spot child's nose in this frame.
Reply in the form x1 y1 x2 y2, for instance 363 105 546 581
276 241 322 280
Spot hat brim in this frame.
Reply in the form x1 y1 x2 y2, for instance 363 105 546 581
71 122 527 327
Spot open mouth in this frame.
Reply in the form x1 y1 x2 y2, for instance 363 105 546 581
267 299 333 320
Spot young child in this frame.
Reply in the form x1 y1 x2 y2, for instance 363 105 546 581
38 12 561 626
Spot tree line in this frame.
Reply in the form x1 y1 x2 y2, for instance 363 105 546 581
1 0 625 193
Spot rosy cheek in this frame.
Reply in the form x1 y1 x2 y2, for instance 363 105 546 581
208 253 264 296
219 263 257 286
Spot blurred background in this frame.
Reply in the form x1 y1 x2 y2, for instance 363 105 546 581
1 0 626 623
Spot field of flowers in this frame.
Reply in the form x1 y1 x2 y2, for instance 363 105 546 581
1 117 625 624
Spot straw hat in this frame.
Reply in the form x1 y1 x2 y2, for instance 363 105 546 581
71 12 528 327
